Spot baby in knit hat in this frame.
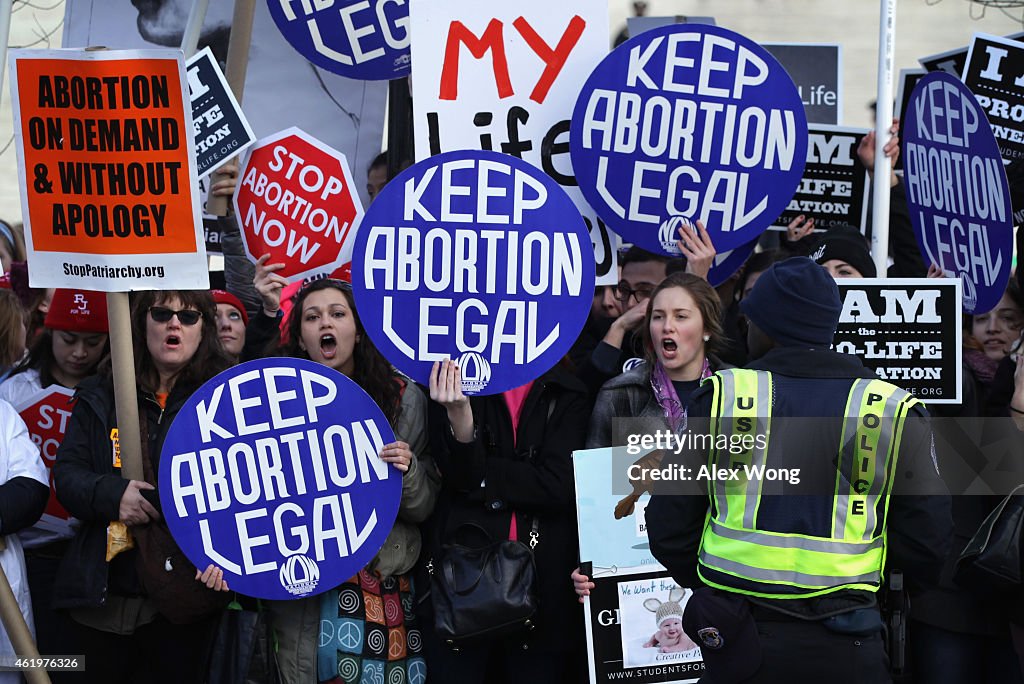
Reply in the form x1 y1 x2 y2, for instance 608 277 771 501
642 588 698 653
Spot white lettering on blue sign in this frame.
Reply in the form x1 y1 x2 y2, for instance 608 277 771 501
270 0 411 80
902 71 1012 314
159 358 400 599
569 24 807 254
353 149 594 394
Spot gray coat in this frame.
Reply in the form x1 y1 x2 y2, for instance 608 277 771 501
586 358 731 449
586 363 664 449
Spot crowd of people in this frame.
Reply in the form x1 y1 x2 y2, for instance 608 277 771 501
0 130 1023 684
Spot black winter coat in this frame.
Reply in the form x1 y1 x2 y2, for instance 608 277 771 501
425 365 588 653
52 375 195 610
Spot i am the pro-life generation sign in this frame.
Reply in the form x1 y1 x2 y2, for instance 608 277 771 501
186 47 256 179
570 24 807 255
962 33 1024 163
834 279 963 404
772 125 869 234
902 71 1012 315
353 149 594 395
159 358 400 601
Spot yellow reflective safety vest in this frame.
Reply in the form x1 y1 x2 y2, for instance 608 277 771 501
696 368 921 599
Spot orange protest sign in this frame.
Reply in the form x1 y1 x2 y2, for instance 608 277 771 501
10 50 207 291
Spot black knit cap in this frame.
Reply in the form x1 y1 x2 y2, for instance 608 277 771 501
808 231 876 278
740 257 842 348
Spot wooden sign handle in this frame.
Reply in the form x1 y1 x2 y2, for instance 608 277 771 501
107 292 143 482
0 538 51 684
206 0 257 217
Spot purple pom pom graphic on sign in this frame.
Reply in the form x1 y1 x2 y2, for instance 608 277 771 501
570 23 807 256
267 0 411 80
159 357 400 601
353 149 595 395
902 71 1012 315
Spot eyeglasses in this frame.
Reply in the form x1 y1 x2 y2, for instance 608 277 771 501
613 282 655 305
149 306 202 326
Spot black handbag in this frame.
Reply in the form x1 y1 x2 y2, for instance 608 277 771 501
955 484 1024 595
430 520 539 649
207 598 281 684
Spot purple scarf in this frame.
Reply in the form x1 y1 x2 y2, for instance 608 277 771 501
964 348 1000 386
650 357 713 434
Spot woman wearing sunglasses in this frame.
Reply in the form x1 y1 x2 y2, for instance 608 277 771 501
256 277 439 684
52 290 233 683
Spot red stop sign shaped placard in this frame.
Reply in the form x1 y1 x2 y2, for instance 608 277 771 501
234 127 364 282
15 386 76 521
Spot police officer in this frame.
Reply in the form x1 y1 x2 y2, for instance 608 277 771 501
646 257 952 683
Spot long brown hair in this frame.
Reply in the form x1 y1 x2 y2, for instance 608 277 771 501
124 290 233 394
642 272 725 367
0 289 25 367
281 279 402 425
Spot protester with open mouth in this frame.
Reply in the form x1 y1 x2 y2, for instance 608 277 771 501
585 272 729 452
572 272 729 601
264 278 439 684
52 290 234 683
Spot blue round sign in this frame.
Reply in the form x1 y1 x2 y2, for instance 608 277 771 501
159 357 399 600
707 237 758 288
902 71 1012 315
267 0 411 81
353 149 595 395
570 24 807 255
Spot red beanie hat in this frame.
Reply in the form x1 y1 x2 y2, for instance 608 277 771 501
211 289 249 325
44 289 109 333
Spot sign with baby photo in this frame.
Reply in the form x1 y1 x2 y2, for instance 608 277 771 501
584 570 704 684
574 447 703 684
619 579 702 669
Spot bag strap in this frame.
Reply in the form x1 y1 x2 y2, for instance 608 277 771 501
971 483 1024 552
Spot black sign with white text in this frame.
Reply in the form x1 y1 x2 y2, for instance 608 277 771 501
835 279 962 404
772 125 869 234
764 43 841 125
919 30 1024 76
894 69 927 173
963 33 1024 163
186 47 256 179
586 570 704 684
